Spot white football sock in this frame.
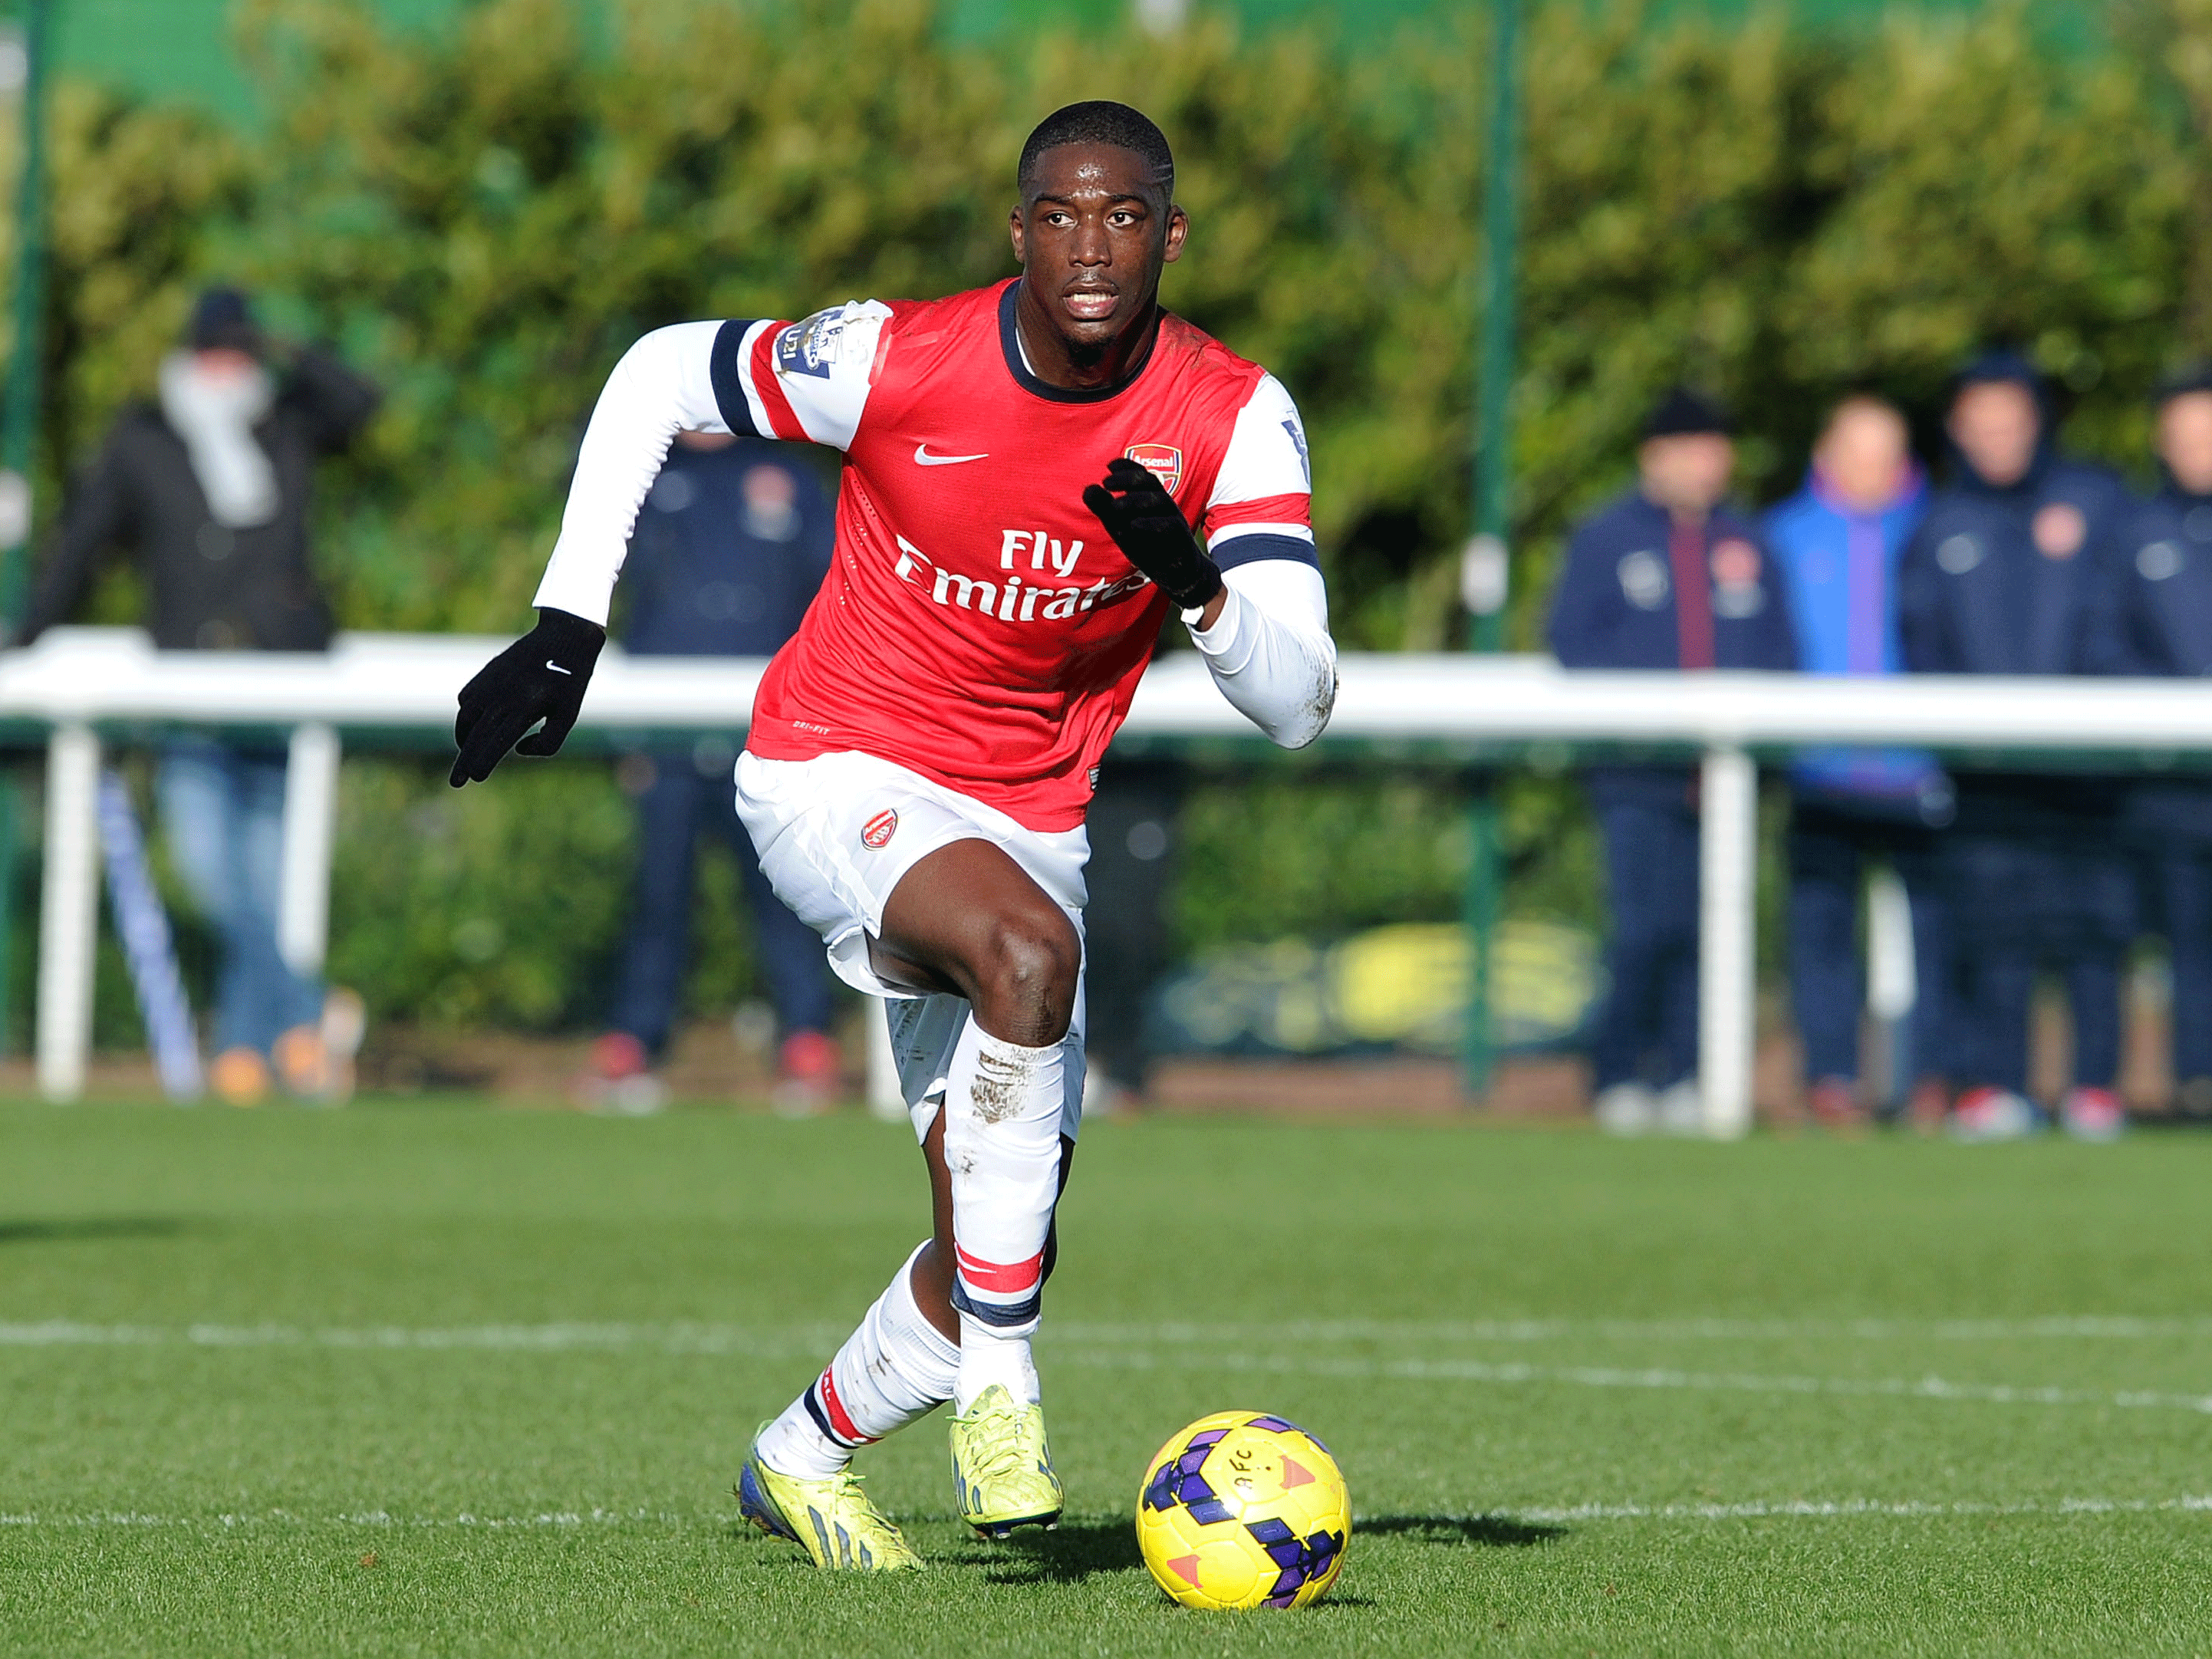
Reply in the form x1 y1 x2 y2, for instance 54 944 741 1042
955 1320 1040 1414
942 1024 1065 1412
755 1242 960 1480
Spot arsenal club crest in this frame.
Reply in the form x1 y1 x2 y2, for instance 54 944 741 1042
862 809 898 850
1125 443 1183 494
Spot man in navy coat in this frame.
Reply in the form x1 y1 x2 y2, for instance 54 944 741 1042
579 431 840 1112
1549 387 1799 1134
2093 364 2212 1118
1898 351 2132 1141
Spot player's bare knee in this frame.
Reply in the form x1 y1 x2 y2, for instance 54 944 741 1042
975 910 1080 1044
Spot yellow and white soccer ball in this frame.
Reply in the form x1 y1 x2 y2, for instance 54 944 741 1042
1134 1410 1350 1610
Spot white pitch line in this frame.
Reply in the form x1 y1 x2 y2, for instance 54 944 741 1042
1051 1316 2212 1344
0 1508 702 1530
0 1321 842 1355
8 1315 2212 1351
1499 1494 2212 1522
1051 1348 2212 1415
3 1496 2210 1531
5 1319 2210 1417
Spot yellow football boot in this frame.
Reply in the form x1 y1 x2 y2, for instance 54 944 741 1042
736 1434 922 1572
948 1385 1064 1539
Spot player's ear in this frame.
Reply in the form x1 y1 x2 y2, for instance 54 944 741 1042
1161 204 1189 265
1009 203 1027 264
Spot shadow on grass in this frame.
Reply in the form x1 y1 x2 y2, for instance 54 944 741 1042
1359 1513 1565 1547
966 1520 1144 1585
966 1514 1552 1588
723 1519 1145 1585
0 1216 191 1245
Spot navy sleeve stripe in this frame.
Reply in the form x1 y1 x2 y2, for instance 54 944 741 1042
1214 532 1320 572
709 319 762 437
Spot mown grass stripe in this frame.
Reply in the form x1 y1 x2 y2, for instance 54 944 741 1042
1052 1349 2212 1414
6 1496 2210 1530
11 1315 2212 1350
10 1319 2210 1414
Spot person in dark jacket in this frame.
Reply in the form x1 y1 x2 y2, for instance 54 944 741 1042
2092 364 2212 1118
578 431 840 1113
1078 754 1183 1113
22 288 376 653
20 286 378 1105
1897 350 2131 1141
1549 387 1799 1134
1766 393 1953 1131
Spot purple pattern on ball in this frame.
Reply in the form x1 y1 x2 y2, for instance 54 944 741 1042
1142 1427 1232 1513
1249 1522 1346 1608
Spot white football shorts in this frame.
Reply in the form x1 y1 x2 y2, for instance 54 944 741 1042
732 749 1088 1143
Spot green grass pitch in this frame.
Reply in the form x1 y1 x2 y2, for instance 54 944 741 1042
2 1100 2209 1656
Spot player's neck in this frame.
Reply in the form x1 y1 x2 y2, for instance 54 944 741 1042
1012 281 1160 393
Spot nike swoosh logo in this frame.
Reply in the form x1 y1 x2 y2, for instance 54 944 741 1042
546 661 573 675
914 443 989 466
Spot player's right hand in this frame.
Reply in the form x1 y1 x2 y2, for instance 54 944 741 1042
1082 456 1224 613
449 607 606 788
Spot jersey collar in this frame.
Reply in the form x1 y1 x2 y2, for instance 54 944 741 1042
998 279 1159 404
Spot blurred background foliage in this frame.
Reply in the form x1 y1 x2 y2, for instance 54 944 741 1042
13 0 2212 1039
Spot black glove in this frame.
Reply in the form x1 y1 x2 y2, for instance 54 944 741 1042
449 607 605 787
1081 456 1223 612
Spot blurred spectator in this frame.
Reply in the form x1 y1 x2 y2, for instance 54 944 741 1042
18 286 378 1105
1549 387 1798 1134
1898 351 2131 1141
1081 755 1184 1113
577 431 838 1114
2092 364 2212 1118
1766 395 1951 1131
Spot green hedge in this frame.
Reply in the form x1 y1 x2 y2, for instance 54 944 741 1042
14 0 2212 1039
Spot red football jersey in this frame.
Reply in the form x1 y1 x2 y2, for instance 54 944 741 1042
706 278 1315 831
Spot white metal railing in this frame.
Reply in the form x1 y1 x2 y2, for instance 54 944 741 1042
13 627 2212 1131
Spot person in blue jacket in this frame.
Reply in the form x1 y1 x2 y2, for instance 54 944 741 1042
1765 394 1952 1131
2092 364 2212 1118
578 431 840 1112
1549 387 1799 1134
1897 351 2133 1141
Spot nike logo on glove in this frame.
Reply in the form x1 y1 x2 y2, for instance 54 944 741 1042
913 443 988 466
546 662 573 675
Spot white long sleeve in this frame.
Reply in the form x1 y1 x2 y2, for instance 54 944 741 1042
1183 559 1338 748
532 321 730 626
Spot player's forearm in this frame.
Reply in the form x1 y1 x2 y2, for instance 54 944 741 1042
1186 561 1337 749
532 321 729 626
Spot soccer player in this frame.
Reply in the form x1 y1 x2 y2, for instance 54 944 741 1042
449 101 1338 1568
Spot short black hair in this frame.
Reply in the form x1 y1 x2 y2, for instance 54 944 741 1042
1018 101 1174 200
